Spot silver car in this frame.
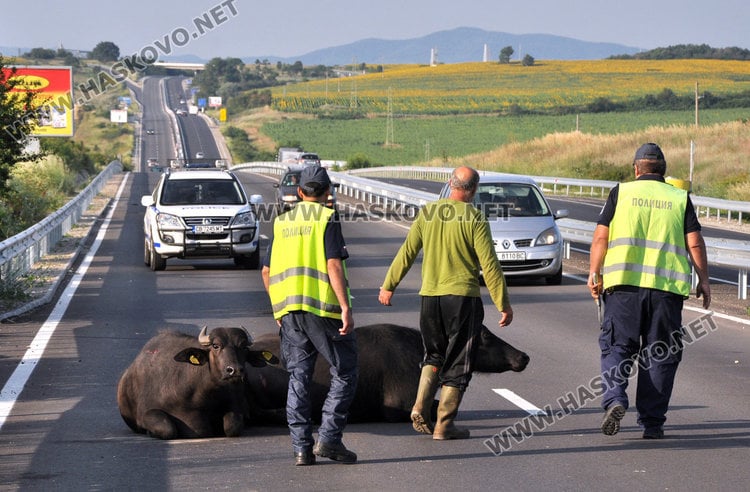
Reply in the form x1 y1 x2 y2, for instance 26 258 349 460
440 173 568 284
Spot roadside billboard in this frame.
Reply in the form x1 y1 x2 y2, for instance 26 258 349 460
2 66 74 137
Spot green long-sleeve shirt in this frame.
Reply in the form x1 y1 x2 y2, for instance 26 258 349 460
382 198 510 311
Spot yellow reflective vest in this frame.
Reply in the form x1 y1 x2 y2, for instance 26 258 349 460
602 180 691 297
268 202 348 320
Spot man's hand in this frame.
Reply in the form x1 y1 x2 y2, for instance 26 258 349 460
378 288 394 306
498 307 513 327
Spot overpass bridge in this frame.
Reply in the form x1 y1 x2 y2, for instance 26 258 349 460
152 61 205 71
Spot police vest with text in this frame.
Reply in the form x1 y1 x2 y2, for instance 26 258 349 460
268 202 348 319
603 180 691 297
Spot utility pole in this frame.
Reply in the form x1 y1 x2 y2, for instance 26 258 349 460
695 82 700 127
385 87 394 146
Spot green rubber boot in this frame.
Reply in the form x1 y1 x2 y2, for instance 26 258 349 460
411 364 439 434
433 386 470 440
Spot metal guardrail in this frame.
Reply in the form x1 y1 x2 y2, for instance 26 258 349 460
235 163 750 299
0 160 122 284
3 161 750 300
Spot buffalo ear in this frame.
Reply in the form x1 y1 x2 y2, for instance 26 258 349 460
174 348 209 366
247 349 280 367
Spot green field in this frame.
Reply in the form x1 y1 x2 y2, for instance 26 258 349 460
260 108 750 166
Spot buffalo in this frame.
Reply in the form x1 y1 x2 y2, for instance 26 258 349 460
243 323 529 425
117 326 277 439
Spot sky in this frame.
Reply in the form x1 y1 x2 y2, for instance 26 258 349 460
1 0 749 60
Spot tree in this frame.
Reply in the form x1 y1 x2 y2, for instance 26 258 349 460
522 54 535 67
499 46 514 64
90 41 120 62
0 56 43 196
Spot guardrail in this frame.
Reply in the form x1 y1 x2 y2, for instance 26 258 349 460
234 163 750 299
0 160 122 285
3 161 749 301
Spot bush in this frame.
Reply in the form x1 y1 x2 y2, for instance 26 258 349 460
345 153 372 170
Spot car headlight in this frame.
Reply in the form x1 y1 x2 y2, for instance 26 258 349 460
282 195 298 203
156 212 182 229
535 226 560 246
231 211 257 227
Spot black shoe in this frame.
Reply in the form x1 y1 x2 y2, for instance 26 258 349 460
642 427 664 439
294 450 316 466
313 441 357 464
601 403 626 436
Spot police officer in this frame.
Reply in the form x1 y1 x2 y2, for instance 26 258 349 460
588 143 711 439
262 165 358 465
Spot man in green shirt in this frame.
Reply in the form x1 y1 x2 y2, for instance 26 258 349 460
378 166 513 440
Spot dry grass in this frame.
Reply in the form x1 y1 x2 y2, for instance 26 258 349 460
440 120 750 198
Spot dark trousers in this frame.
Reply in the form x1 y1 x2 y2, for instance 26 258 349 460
420 295 484 391
599 286 684 429
280 311 358 453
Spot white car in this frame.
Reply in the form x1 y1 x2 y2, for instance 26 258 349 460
141 170 263 270
439 173 568 284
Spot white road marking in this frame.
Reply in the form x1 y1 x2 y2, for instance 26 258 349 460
0 174 130 431
493 388 547 416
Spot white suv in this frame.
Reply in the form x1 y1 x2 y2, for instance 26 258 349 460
141 170 263 271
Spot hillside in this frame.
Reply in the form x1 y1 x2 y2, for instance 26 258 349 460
245 27 642 65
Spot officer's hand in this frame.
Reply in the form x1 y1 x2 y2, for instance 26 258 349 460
696 280 711 309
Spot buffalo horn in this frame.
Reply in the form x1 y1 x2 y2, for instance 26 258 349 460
198 326 211 346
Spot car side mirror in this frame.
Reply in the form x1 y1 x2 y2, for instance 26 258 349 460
141 195 155 207
554 209 569 219
249 194 263 205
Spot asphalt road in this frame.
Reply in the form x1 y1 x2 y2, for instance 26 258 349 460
0 167 747 491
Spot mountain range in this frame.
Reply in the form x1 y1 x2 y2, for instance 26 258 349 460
247 27 644 65
2 27 644 67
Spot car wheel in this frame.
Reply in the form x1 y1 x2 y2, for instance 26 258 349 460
144 238 151 267
545 265 563 285
149 241 167 271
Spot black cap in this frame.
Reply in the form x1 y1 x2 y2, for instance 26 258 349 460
299 165 330 194
634 143 665 162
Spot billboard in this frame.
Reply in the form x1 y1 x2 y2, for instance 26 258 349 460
208 96 222 108
2 66 74 137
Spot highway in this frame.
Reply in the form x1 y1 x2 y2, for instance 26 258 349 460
0 77 747 491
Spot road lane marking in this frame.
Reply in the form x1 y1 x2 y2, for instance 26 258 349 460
493 388 547 416
0 174 130 431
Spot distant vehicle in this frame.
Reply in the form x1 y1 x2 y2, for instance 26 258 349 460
297 153 321 166
175 109 187 116
439 174 568 285
141 170 263 270
146 158 159 168
195 151 205 159
146 128 155 135
277 147 303 163
274 165 338 212
188 105 199 115
179 99 186 104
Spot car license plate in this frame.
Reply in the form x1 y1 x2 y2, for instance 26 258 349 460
498 251 526 261
193 225 224 233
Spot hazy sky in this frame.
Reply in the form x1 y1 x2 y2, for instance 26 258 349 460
2 0 748 59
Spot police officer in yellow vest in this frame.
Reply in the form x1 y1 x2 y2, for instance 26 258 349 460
262 165 358 466
588 143 711 440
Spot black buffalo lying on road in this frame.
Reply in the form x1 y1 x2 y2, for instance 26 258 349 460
244 323 529 424
117 326 277 439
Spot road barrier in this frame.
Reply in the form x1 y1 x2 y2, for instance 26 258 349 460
3 161 750 299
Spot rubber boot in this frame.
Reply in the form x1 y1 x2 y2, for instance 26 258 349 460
411 364 439 434
433 386 470 440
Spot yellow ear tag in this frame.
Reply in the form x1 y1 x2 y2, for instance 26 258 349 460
189 355 201 365
262 351 273 361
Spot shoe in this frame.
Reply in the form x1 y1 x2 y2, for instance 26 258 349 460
601 404 626 436
433 386 470 440
313 441 357 464
294 450 316 466
642 427 664 439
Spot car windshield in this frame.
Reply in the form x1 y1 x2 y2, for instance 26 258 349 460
281 172 300 187
161 179 245 205
473 183 549 217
